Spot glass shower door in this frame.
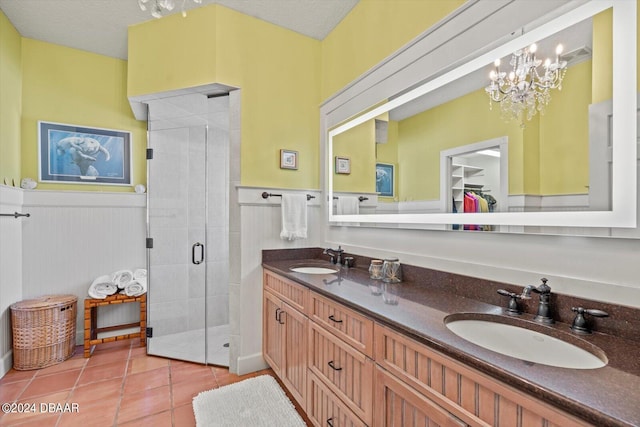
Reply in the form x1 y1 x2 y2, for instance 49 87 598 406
146 122 208 363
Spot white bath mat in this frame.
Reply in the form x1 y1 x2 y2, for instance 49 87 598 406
192 375 306 427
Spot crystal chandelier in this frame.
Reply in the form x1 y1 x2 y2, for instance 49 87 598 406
138 0 203 19
485 43 567 125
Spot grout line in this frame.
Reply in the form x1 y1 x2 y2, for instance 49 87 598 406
112 341 133 427
54 347 90 427
168 359 176 427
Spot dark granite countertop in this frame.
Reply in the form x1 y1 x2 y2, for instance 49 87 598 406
262 250 640 427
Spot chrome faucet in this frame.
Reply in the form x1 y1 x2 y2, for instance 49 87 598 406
323 246 344 265
522 278 554 324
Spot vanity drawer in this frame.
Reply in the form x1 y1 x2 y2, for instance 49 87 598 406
309 291 374 357
374 323 591 427
307 371 367 427
308 321 374 425
263 270 308 313
374 365 467 427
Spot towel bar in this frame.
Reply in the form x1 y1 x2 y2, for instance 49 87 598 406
262 191 315 201
332 196 369 202
0 212 30 218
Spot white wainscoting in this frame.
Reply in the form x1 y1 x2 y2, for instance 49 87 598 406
234 185 323 375
19 190 146 352
0 186 25 376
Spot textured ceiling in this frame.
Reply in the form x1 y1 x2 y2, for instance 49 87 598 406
0 0 358 60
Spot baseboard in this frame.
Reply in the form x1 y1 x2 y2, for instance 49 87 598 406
1 350 13 378
235 352 268 376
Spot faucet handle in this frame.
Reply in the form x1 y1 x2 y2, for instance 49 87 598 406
571 307 609 317
497 289 523 315
570 307 609 334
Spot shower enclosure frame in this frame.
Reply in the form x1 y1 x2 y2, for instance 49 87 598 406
144 93 231 366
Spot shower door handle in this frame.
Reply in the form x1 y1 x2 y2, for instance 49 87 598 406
192 242 204 265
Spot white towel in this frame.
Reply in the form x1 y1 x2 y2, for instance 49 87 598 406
124 278 147 297
88 275 118 299
133 269 147 280
337 196 360 215
111 270 134 290
279 194 308 241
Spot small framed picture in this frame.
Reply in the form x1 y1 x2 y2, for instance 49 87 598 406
376 162 395 197
280 149 298 170
335 156 351 174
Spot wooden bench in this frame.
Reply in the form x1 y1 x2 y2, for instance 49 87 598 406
83 293 146 358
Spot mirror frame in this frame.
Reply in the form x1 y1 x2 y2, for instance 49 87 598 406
327 0 637 228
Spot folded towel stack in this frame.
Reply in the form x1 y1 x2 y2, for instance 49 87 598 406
87 268 147 299
112 270 134 289
88 275 119 299
124 269 147 297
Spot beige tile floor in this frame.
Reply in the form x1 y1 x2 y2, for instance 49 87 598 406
0 340 309 426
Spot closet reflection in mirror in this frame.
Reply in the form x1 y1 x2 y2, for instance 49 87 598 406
330 8 617 228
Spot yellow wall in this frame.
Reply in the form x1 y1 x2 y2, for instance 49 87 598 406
521 115 541 195
0 10 22 185
214 7 320 189
128 7 217 98
389 58 591 202
592 9 612 104
397 90 524 201
332 120 376 193
21 39 146 191
539 60 592 194
5 1 639 194
321 0 465 100
128 5 321 190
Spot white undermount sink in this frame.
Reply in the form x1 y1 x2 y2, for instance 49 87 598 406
445 315 607 369
289 266 338 274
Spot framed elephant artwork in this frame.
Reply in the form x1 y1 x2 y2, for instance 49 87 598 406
38 121 132 185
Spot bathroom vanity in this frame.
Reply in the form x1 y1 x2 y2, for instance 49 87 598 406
262 248 640 427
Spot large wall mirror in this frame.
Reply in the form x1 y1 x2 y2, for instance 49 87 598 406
327 0 637 235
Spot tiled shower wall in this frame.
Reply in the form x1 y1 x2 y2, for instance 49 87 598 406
146 94 230 341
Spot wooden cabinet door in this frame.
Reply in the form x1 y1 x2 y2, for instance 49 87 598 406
281 301 307 410
374 366 467 427
263 290 284 375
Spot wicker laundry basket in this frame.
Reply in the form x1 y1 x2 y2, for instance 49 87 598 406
10 294 78 370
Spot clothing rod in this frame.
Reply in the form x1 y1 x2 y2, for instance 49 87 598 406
0 212 30 218
261 191 315 201
332 196 369 202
